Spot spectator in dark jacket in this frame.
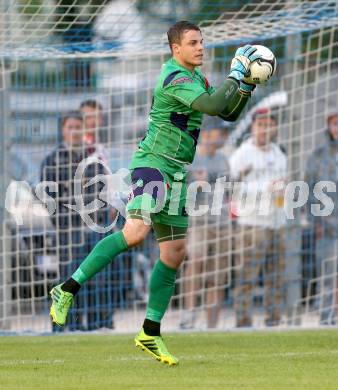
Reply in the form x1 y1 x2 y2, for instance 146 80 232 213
41 112 114 331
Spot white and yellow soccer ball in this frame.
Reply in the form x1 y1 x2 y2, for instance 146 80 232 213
243 45 276 85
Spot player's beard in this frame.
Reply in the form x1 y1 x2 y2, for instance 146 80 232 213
187 57 203 68
194 54 203 66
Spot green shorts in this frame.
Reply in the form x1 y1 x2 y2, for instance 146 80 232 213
125 166 189 229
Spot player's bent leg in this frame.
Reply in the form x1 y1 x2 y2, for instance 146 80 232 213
50 216 150 327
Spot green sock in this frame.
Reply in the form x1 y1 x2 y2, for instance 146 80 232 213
146 259 177 323
72 231 128 285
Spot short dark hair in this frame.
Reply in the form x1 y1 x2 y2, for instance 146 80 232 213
61 112 83 127
79 99 103 111
252 108 277 124
167 20 201 51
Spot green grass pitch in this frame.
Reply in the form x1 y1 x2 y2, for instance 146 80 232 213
1 330 338 389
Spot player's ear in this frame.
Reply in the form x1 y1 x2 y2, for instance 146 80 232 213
171 42 180 55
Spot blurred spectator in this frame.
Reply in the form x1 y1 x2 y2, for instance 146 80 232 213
305 110 338 325
40 112 113 331
180 121 232 329
230 109 287 327
80 99 109 162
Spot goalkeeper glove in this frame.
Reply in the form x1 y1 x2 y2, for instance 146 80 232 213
228 45 261 83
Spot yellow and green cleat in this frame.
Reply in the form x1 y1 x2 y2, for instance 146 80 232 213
135 328 179 366
49 284 73 326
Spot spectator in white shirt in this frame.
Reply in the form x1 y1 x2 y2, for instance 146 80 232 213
180 124 232 329
230 108 287 327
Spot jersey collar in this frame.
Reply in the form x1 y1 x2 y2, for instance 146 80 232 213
170 57 196 75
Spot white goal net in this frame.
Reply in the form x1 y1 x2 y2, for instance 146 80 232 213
0 0 338 333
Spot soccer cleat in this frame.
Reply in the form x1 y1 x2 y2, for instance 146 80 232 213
49 284 73 326
134 328 179 366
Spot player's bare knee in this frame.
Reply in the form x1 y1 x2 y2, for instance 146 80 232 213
175 244 186 261
122 219 150 247
160 239 186 268
123 228 146 247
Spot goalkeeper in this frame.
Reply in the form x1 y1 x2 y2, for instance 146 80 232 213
50 20 263 365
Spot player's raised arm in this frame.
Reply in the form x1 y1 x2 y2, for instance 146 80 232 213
192 45 261 120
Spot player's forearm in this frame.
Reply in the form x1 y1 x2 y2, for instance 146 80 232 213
191 78 249 117
217 86 251 122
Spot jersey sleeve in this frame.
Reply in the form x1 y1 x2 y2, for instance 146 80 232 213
163 74 207 108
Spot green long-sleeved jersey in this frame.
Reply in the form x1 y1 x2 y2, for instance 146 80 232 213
130 57 251 172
